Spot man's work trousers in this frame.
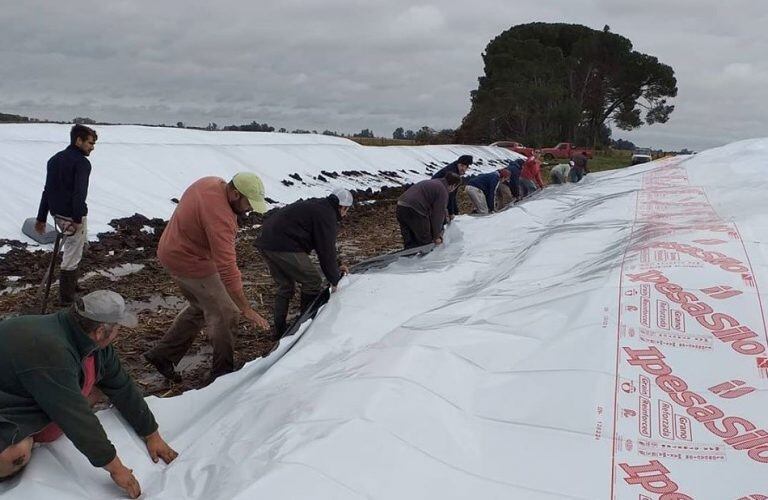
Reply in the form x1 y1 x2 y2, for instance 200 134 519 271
260 250 323 337
54 215 87 271
396 205 433 250
465 185 490 214
147 273 240 379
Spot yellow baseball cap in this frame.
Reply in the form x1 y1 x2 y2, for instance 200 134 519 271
232 172 268 214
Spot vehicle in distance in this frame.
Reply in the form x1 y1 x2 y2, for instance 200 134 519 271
539 142 593 161
631 148 653 165
489 141 535 157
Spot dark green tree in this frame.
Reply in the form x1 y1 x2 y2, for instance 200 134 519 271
353 128 375 138
457 23 677 146
393 127 405 140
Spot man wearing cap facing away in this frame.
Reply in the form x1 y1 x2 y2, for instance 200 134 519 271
432 154 472 221
144 172 271 384
0 290 177 499
255 188 354 340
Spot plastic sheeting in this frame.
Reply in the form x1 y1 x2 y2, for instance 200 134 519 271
0 123 521 243
2 139 768 499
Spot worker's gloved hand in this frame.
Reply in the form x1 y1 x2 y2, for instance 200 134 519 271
243 308 270 331
144 430 178 465
339 264 349 277
104 456 141 498
34 220 47 235
433 237 443 245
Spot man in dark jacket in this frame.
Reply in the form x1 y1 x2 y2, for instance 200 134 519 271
255 188 353 339
0 290 177 498
431 154 472 221
397 172 461 249
34 124 98 305
569 152 589 183
465 169 511 214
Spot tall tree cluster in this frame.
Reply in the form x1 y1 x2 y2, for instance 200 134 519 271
457 23 677 147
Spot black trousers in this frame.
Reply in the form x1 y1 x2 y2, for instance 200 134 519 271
396 205 432 249
260 250 323 337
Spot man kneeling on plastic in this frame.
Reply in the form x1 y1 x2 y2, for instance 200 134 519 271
0 291 177 498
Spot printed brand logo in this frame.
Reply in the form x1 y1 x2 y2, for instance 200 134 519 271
709 380 756 399
618 460 692 499
647 242 749 274
624 346 768 464
626 270 766 357
700 285 743 300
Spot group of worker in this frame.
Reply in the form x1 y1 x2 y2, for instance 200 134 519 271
0 125 589 496
0 125 355 496
395 151 589 249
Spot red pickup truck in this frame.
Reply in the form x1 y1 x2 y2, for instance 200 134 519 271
489 141 535 158
539 142 593 160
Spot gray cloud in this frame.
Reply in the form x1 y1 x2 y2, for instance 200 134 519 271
1 0 766 150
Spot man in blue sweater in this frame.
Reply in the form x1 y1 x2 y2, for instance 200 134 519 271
465 169 511 214
35 125 98 305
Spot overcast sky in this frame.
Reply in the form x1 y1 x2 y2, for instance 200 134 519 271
1 0 766 151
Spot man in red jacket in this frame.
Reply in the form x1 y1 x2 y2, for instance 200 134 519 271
144 173 271 383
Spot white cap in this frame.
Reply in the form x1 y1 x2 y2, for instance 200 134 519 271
76 290 138 328
332 188 354 207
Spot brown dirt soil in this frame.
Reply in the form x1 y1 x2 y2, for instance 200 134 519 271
0 187 412 397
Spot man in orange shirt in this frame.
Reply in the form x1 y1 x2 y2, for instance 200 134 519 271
144 172 270 383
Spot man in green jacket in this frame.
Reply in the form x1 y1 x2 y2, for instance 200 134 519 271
0 290 178 498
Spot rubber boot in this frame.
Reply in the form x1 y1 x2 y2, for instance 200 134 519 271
74 268 85 293
58 269 78 306
273 295 290 340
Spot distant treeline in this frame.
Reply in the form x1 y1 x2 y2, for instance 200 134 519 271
0 112 692 153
